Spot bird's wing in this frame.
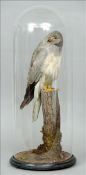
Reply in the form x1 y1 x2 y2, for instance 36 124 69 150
27 46 47 84
20 46 47 109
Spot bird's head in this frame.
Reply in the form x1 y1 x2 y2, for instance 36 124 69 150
47 31 63 47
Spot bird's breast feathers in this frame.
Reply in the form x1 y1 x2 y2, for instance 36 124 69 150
42 53 61 80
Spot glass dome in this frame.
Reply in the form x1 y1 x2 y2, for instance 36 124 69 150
10 7 76 170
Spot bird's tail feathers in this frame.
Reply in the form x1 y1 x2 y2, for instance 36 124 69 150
32 97 41 122
32 82 41 122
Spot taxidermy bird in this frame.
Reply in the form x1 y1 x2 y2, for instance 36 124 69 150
20 31 63 121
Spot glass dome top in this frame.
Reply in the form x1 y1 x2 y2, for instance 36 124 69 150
15 7 64 32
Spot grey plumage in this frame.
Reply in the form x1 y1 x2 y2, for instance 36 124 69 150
28 31 63 84
20 31 63 121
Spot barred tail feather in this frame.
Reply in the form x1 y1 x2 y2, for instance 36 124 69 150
32 97 41 122
32 82 41 122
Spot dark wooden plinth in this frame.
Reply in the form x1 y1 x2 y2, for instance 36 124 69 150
10 151 76 171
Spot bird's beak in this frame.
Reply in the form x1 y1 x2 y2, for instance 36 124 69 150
47 36 54 42
47 37 63 47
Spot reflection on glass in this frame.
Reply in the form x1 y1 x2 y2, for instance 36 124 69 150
28 22 51 32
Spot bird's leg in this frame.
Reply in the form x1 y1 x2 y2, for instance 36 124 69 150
47 85 54 91
43 83 54 92
47 81 54 91
43 85 48 91
47 85 52 89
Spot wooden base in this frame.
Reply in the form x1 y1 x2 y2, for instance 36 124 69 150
10 150 76 171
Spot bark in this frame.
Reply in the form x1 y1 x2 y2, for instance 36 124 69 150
33 88 62 158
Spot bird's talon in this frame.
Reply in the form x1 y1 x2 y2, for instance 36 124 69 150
43 85 47 91
43 85 55 92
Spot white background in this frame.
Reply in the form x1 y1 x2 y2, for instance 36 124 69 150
1 1 86 175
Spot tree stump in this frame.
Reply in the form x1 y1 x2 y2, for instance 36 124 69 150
32 88 62 159
41 89 62 154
